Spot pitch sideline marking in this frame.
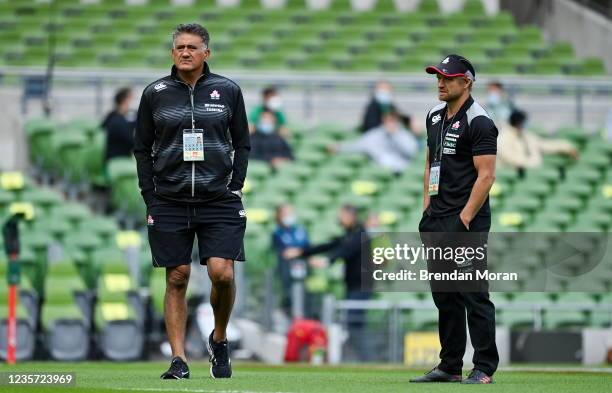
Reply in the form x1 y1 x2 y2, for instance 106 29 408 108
107 388 295 393
499 366 612 373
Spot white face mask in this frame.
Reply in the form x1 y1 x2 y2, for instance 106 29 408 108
375 90 392 105
488 92 501 105
258 121 275 134
267 96 283 111
281 215 297 227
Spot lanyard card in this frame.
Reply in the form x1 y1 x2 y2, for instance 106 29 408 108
429 161 441 196
183 129 204 161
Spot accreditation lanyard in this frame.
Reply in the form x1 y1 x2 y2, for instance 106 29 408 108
183 89 205 162
429 110 457 196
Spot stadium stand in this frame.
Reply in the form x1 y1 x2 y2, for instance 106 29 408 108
13 112 612 359
0 174 154 360
0 0 607 75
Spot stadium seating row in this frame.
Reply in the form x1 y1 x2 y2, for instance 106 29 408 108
0 177 159 361
18 112 612 320
0 0 606 75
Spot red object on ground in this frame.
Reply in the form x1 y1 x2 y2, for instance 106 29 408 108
284 319 328 362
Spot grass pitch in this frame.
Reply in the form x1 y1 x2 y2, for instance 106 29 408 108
0 361 610 393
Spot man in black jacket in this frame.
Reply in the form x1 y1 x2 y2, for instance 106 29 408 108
134 23 250 380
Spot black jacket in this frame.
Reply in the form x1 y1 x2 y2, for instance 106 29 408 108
102 110 135 162
134 62 250 206
360 98 412 133
301 225 372 292
250 132 294 163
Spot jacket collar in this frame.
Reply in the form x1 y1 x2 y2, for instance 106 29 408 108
171 61 211 85
443 95 474 121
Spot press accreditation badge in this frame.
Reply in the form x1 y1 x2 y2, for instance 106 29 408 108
429 161 441 196
183 129 204 161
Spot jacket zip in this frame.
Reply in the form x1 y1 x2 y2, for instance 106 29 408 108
175 72 206 198
189 85 195 197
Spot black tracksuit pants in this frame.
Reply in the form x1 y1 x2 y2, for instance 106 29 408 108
419 212 499 376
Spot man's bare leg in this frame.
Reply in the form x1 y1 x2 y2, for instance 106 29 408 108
206 258 235 342
164 264 191 361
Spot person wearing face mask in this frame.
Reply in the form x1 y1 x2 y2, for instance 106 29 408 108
284 205 373 361
485 81 514 126
248 86 290 136
249 110 293 169
271 204 310 317
360 80 415 133
333 110 419 174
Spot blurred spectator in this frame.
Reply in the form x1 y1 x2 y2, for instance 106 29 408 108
335 110 419 173
498 109 579 172
249 86 289 136
364 212 381 234
485 81 514 125
250 110 294 169
102 87 135 163
272 204 310 317
360 80 416 133
284 205 372 360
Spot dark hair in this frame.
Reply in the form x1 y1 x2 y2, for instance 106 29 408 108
488 81 504 90
509 109 527 128
340 204 358 217
275 203 290 219
114 87 132 107
381 107 399 118
262 86 277 98
172 23 210 48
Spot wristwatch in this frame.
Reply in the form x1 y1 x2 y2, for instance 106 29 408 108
230 190 243 199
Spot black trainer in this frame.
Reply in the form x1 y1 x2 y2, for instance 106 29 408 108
207 330 232 378
462 369 494 384
160 356 190 379
409 367 462 383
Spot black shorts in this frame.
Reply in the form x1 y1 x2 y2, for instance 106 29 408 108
146 190 246 267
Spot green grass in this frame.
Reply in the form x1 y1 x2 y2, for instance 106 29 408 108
0 362 610 393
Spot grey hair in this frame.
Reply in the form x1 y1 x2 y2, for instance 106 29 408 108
172 23 210 49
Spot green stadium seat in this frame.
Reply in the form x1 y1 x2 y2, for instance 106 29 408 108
577 57 606 76
49 131 89 182
461 0 487 15
518 179 552 199
18 187 63 213
558 181 593 201
50 203 92 227
24 118 57 169
502 195 540 216
31 218 72 242
95 249 144 360
498 309 537 329
42 259 90 360
246 160 272 182
417 0 440 14
77 216 119 245
544 195 583 214
544 293 593 329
